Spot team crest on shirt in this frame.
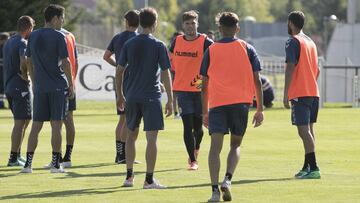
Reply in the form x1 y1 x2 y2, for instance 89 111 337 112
190 75 202 89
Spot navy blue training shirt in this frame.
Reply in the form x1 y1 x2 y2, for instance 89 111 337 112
285 37 300 64
118 34 171 102
107 31 138 64
3 34 29 94
200 37 262 77
26 28 68 93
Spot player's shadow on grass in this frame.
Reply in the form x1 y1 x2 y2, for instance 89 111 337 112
54 168 182 179
0 186 122 200
165 177 293 190
0 162 114 174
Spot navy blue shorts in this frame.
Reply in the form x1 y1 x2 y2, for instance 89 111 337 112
6 89 32 120
175 91 202 117
33 90 68 122
291 97 319 126
209 103 249 136
68 94 76 111
125 99 164 131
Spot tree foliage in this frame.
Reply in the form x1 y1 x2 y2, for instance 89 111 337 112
0 0 78 32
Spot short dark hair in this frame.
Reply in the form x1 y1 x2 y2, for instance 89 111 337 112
139 7 157 28
288 11 305 29
216 12 239 28
183 10 198 22
44 4 65 23
17 16 35 32
124 10 140 27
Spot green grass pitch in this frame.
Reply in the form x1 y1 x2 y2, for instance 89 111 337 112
1 101 360 202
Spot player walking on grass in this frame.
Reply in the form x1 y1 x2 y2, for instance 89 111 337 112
115 7 173 189
103 10 140 164
21 4 73 174
3 16 34 167
169 10 213 170
201 12 264 202
283 11 321 179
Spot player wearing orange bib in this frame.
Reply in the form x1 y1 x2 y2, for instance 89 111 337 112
169 10 213 170
201 12 264 202
283 11 321 179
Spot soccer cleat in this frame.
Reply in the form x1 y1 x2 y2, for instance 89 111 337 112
295 170 309 179
221 177 232 201
18 156 26 163
61 161 72 168
299 169 321 179
43 162 53 169
123 176 134 187
117 159 126 164
208 190 221 202
188 161 199 170
7 159 25 167
143 179 167 189
20 166 33 173
50 165 66 173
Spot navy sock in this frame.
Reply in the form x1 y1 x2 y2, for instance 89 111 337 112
9 151 18 162
51 152 61 169
145 172 154 184
302 155 309 171
212 185 219 192
126 168 133 180
225 172 233 181
63 145 73 162
24 152 34 168
306 152 318 171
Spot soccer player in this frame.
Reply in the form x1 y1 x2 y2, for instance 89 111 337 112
116 7 173 189
168 31 183 119
44 27 78 169
200 12 264 202
60 28 77 167
103 10 140 164
253 75 275 108
3 16 34 166
169 10 213 170
0 32 10 109
283 11 321 179
21 4 73 173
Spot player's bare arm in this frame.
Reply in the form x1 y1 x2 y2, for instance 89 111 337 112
19 55 29 82
62 57 73 98
103 50 117 67
161 69 173 117
201 76 209 128
253 71 264 127
115 64 125 111
26 57 34 83
284 62 295 108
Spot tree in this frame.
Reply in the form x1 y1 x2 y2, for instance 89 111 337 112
0 0 78 32
96 0 134 31
177 0 273 33
269 0 347 35
149 0 179 44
